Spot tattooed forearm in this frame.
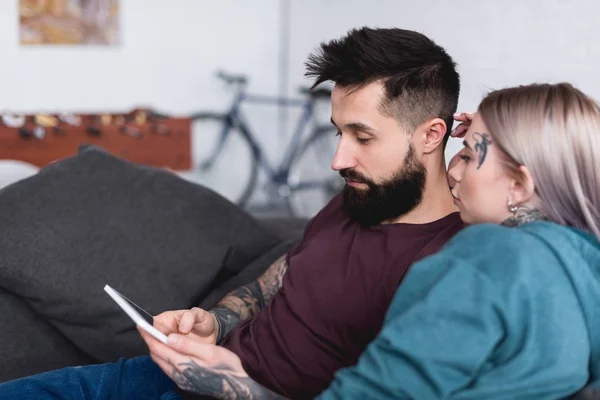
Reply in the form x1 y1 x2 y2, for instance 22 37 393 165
210 255 289 343
211 281 265 343
501 206 548 227
473 132 492 169
173 359 286 399
257 256 288 305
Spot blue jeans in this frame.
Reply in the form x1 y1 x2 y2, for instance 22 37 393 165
0 355 180 400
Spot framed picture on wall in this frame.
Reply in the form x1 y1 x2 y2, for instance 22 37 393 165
19 0 120 46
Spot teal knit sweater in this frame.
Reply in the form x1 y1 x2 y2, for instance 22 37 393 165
318 222 600 399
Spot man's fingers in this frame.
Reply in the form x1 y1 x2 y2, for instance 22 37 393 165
148 345 171 369
138 326 203 365
139 327 188 366
192 308 216 333
139 327 174 360
167 333 216 362
192 307 209 321
152 308 215 339
154 310 185 334
180 308 215 335
138 327 161 350
144 338 189 383
153 317 176 335
150 354 171 376
179 311 195 334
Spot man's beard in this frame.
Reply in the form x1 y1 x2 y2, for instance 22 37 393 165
340 146 427 227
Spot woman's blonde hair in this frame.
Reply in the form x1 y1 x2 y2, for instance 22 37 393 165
478 82 600 240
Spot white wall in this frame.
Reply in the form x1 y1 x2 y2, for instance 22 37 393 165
287 0 600 159
0 0 286 201
0 0 280 114
1 0 599 205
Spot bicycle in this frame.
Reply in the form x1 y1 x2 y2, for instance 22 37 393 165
185 70 344 218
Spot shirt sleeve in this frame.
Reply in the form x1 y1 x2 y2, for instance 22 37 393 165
316 253 506 400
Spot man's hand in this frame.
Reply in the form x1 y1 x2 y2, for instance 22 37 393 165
451 112 475 138
153 307 218 345
139 328 285 399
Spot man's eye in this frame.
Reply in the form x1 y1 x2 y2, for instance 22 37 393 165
460 155 470 162
357 138 370 144
335 130 341 137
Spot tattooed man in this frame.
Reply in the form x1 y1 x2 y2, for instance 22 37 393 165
0 27 464 399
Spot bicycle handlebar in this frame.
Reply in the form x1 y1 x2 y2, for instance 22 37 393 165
214 70 333 102
298 86 332 100
215 70 248 86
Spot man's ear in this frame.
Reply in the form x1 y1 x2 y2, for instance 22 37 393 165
422 118 447 154
510 165 536 206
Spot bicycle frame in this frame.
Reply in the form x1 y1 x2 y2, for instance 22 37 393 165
223 91 318 184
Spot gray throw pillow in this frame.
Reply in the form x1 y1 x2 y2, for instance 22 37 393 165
0 145 281 362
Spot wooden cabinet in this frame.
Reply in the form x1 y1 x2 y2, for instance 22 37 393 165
0 111 192 170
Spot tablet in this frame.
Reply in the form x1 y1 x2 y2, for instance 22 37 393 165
104 284 168 345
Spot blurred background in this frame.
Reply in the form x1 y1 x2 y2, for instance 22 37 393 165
1 0 598 219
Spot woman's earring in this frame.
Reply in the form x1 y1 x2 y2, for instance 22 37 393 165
507 200 518 215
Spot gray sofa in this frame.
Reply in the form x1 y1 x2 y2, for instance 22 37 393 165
0 146 307 382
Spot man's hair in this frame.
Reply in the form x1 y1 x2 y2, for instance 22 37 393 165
305 27 460 147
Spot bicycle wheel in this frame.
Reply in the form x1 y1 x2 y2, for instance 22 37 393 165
178 113 258 207
286 127 345 218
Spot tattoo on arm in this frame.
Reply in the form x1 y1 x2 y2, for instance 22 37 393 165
210 255 289 343
173 359 286 399
256 255 289 305
473 132 492 169
211 281 265 343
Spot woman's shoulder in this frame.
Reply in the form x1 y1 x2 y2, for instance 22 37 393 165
442 222 547 251
446 221 596 248
436 222 582 280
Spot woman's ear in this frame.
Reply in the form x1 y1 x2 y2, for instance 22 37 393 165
510 165 536 205
422 118 447 154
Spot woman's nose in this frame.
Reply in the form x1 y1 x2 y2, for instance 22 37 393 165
447 153 462 188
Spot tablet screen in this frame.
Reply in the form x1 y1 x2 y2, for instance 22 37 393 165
104 284 168 344
117 291 154 325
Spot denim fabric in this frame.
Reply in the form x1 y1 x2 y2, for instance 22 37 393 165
0 355 179 400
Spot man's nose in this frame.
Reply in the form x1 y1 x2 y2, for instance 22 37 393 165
331 139 356 171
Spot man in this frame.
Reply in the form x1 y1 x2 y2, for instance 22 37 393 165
0 26 463 399
140 111 600 400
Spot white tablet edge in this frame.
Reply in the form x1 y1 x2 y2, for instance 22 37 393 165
104 284 168 345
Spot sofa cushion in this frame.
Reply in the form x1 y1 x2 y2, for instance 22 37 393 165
0 145 281 362
0 287 95 383
258 217 308 243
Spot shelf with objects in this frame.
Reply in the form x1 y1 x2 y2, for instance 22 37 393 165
0 108 192 171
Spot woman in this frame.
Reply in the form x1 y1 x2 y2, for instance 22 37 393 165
130 82 600 399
